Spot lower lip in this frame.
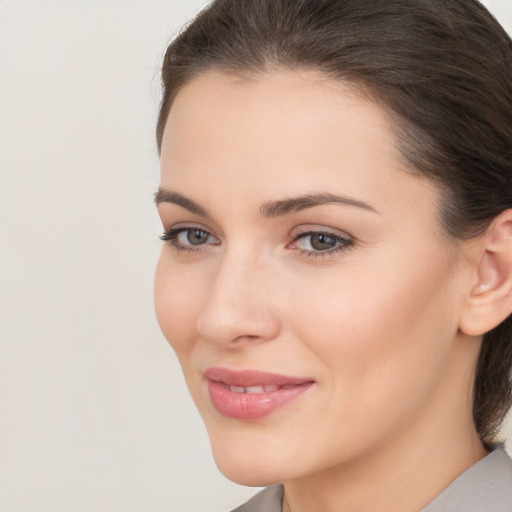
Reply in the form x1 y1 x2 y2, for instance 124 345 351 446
208 380 314 420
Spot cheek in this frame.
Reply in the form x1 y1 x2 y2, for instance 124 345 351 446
284 248 459 407
154 253 204 355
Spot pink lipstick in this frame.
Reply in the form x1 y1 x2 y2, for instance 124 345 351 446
205 367 315 420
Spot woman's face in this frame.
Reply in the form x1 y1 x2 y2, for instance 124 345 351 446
155 70 475 485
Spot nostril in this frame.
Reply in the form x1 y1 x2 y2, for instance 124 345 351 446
232 334 260 343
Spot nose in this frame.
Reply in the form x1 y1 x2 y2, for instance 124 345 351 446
195 250 281 348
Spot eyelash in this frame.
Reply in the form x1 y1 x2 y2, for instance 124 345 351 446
159 227 219 253
160 227 354 258
291 230 354 258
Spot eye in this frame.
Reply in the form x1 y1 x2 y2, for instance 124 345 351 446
290 230 353 257
160 226 219 251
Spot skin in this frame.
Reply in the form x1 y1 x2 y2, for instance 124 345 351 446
155 70 488 512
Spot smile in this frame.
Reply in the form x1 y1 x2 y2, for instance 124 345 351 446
204 367 315 420
226 384 280 393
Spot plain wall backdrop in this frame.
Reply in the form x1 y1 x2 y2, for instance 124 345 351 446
1 1 511 511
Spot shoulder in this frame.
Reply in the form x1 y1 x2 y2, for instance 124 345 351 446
422 447 512 512
230 485 283 512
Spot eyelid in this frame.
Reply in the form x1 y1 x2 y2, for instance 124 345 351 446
161 221 218 237
290 224 353 240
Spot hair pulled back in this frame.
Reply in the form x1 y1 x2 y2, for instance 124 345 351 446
157 0 512 444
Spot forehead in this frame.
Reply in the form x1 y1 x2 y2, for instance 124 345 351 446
160 69 440 229
164 69 392 155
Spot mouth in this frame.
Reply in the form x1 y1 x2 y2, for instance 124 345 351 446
204 367 315 420
219 383 295 393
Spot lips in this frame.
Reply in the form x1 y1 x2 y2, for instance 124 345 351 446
204 367 315 420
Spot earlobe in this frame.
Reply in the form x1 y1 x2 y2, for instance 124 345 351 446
459 209 512 337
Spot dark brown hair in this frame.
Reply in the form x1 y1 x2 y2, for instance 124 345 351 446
157 0 512 444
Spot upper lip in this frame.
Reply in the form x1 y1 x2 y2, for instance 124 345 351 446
204 367 314 387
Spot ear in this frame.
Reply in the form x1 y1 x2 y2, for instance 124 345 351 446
459 209 512 336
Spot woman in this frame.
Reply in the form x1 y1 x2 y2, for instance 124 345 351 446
154 0 512 510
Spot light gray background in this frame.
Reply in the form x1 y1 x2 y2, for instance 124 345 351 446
1 1 511 511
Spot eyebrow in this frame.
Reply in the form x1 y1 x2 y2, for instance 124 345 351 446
154 188 210 217
260 193 378 217
154 188 378 218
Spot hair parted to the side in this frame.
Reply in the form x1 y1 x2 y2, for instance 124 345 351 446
157 0 512 444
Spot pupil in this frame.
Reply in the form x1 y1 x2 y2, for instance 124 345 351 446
311 233 336 251
187 229 208 245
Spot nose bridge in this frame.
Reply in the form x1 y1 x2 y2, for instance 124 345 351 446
196 245 280 346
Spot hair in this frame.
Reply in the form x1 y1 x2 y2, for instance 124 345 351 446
156 0 512 444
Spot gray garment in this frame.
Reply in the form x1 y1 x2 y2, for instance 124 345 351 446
231 485 283 512
231 448 512 512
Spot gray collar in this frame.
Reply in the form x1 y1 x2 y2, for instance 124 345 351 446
422 447 512 512
232 448 512 512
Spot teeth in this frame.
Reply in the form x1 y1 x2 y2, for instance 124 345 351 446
246 385 265 394
227 384 282 393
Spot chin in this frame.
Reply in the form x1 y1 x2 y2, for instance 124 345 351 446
207 427 298 486
213 451 286 487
